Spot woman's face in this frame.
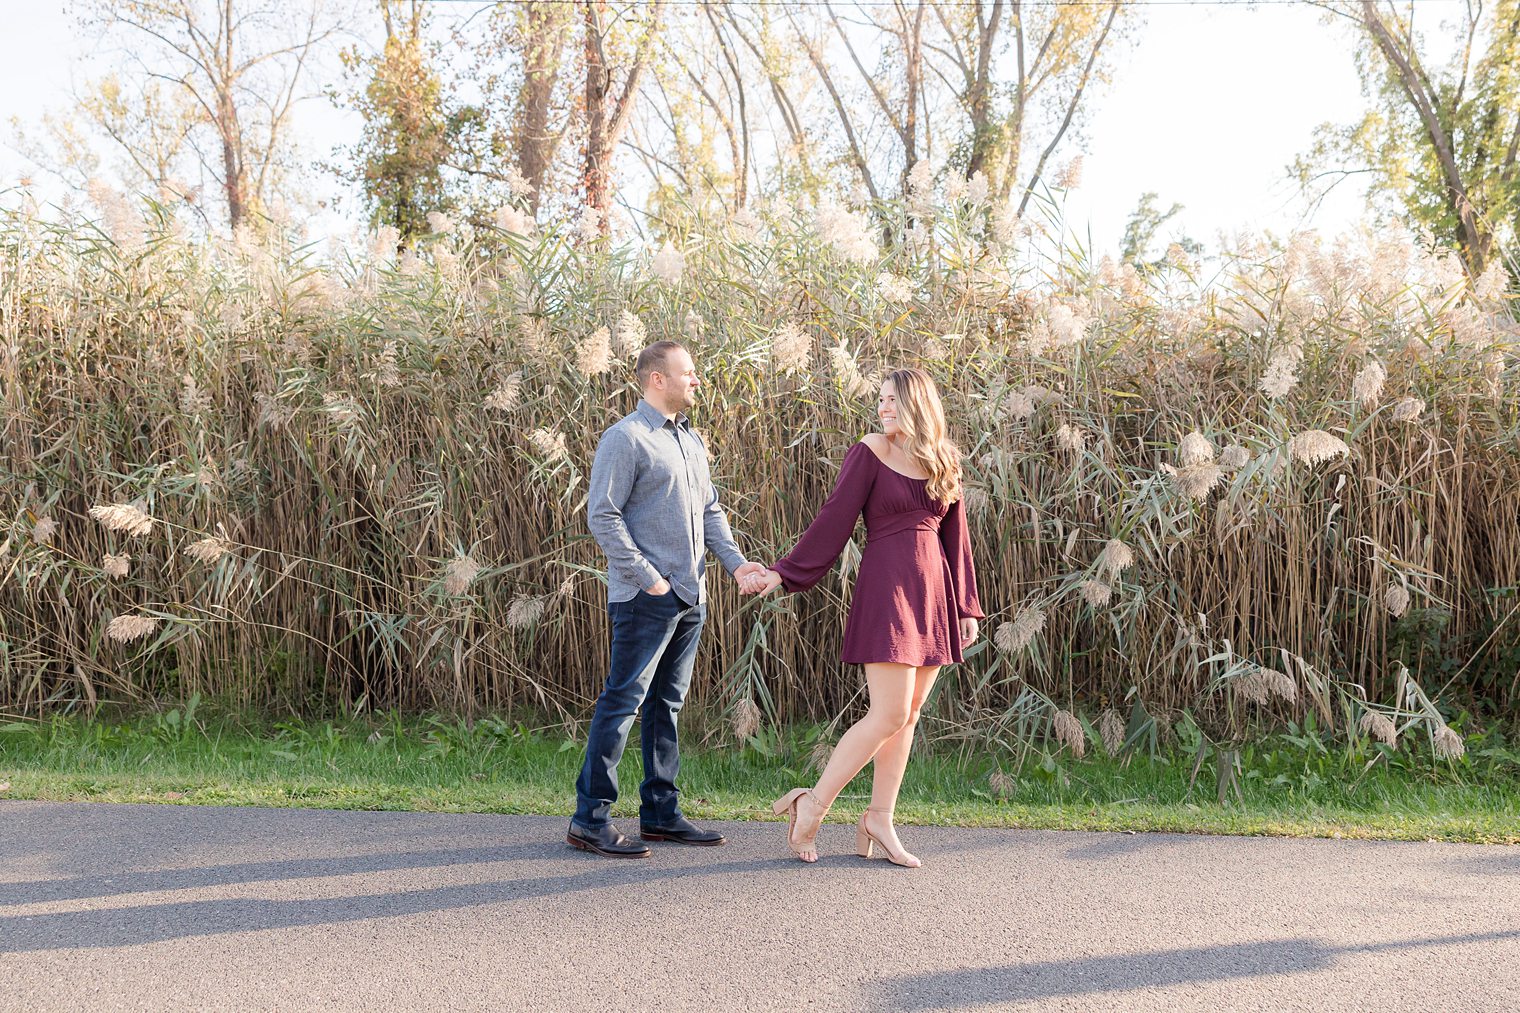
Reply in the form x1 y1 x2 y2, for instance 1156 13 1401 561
878 380 900 437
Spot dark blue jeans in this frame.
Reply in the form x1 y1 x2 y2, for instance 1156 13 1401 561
573 588 706 830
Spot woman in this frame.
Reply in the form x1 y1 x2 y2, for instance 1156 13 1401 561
750 367 982 867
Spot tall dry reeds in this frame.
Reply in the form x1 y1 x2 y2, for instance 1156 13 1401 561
1 184 1516 749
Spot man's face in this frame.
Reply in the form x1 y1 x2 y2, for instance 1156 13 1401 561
654 348 699 411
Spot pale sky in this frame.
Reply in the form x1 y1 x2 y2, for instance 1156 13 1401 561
0 1 1377 257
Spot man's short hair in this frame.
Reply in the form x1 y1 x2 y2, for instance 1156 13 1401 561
636 340 686 388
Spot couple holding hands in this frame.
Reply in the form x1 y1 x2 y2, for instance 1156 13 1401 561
568 340 983 868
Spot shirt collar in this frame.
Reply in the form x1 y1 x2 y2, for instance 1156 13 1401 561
636 397 690 430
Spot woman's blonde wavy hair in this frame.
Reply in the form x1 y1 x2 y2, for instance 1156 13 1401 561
883 367 962 504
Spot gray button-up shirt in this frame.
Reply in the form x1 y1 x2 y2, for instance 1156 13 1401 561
587 398 748 605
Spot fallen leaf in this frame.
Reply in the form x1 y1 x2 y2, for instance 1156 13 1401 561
0 781 10 793
164 791 184 800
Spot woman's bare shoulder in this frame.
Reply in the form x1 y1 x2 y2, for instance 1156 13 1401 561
858 433 890 461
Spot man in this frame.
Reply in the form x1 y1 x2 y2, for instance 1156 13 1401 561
568 340 768 858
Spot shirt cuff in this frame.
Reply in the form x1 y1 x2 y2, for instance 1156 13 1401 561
622 560 662 589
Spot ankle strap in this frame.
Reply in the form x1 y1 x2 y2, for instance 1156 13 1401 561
865 806 894 815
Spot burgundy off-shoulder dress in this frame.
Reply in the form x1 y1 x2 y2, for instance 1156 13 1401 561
772 442 984 666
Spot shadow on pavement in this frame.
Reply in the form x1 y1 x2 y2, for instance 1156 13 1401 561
868 930 1520 1008
0 852 793 952
0 845 564 906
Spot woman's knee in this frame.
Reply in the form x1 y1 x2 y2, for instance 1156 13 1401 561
868 698 913 732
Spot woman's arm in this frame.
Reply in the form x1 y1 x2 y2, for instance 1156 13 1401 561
768 442 878 592
939 496 985 620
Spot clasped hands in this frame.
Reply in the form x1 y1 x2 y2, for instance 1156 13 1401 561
733 561 782 596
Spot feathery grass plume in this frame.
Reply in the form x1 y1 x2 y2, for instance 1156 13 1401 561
967 170 990 206
814 199 878 262
1099 709 1125 756
1053 709 1086 756
995 606 1046 654
1352 361 1386 406
1024 384 1060 408
1054 423 1086 455
732 698 761 740
990 199 1020 247
372 341 401 387
1170 461 1223 499
1081 579 1112 608
1231 671 1270 705
1178 431 1215 467
577 205 604 241
85 177 146 252
485 371 523 412
682 309 705 338
32 517 58 544
398 247 424 276
1099 539 1134 578
964 487 990 517
106 614 159 643
1259 351 1300 399
369 225 400 260
492 205 533 236
102 554 130 579
1359 710 1397 746
906 159 935 218
945 173 967 203
253 392 294 430
442 554 481 596
520 317 553 358
1259 666 1297 704
1391 396 1425 423
528 428 569 464
1047 303 1088 347
1433 724 1466 760
506 593 547 628
651 241 684 285
575 326 613 376
434 247 462 283
728 206 761 240
876 272 913 303
185 537 232 565
827 344 874 398
613 310 646 357
988 769 1016 800
808 738 834 772
321 392 361 429
1385 583 1410 618
769 320 811 372
1290 430 1351 466
1054 155 1084 189
505 164 534 198
557 575 576 597
89 503 154 538
838 537 862 579
1005 389 1036 421
1219 444 1251 469
180 373 211 417
426 211 455 235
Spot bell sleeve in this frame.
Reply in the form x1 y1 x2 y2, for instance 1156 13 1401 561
771 442 877 592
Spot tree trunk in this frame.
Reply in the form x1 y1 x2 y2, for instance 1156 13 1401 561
966 0 1004 179
582 0 609 227
1360 0 1492 275
516 2 570 215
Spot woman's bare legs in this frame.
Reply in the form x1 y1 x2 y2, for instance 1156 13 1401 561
862 665 941 862
786 664 914 860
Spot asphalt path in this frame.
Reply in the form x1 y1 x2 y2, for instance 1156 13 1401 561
2 802 1518 1011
